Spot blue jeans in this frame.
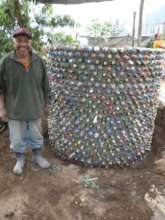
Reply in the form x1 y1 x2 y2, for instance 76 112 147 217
8 119 43 154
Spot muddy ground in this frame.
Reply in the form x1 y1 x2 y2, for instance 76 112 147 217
0 108 165 220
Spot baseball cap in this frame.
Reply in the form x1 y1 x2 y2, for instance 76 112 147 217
13 27 32 39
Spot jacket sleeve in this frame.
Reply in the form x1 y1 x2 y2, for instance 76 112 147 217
0 57 6 95
41 58 49 105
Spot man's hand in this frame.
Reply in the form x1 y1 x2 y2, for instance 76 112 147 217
44 104 48 114
0 107 7 122
0 95 7 121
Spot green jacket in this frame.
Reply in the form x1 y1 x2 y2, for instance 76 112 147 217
0 51 49 120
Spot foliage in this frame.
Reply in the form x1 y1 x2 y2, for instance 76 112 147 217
162 32 165 39
80 175 100 191
48 32 78 46
145 38 153 48
0 0 77 57
86 19 112 38
86 19 125 38
111 20 125 37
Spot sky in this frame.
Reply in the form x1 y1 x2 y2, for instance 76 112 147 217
52 0 165 35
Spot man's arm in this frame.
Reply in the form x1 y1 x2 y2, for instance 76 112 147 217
41 58 49 110
0 58 7 121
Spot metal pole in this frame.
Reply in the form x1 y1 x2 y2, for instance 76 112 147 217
137 0 145 47
132 11 136 47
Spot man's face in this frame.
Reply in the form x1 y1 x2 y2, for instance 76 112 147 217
13 35 32 57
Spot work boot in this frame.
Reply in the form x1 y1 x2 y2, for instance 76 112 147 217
32 149 50 169
13 154 25 175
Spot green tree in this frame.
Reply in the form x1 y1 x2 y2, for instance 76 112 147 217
86 19 112 38
0 0 77 57
86 19 125 38
48 32 78 45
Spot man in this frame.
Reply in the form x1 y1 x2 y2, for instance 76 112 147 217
0 27 50 175
153 32 165 49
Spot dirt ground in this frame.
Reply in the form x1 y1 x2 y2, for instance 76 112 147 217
0 108 165 220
